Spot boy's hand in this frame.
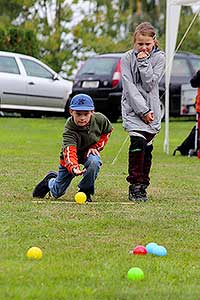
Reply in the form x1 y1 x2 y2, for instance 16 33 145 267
142 111 154 124
87 148 100 157
72 166 86 176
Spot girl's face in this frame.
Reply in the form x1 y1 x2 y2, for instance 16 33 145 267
70 109 93 127
134 33 155 54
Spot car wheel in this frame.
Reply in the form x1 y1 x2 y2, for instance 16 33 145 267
21 112 32 118
21 112 42 118
64 103 70 119
106 112 120 123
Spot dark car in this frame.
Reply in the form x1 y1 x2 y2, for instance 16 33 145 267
69 51 200 121
159 51 200 117
69 53 122 122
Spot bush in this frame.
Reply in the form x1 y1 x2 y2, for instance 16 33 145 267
0 27 39 57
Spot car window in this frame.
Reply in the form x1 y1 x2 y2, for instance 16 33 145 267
0 56 20 74
78 58 118 76
190 59 200 72
171 58 191 77
21 58 53 78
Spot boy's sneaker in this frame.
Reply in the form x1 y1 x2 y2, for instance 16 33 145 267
79 190 93 202
33 171 57 198
129 184 146 202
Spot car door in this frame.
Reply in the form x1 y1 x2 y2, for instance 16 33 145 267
170 56 192 115
0 55 26 109
20 57 66 111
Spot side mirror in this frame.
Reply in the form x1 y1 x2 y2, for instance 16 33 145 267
52 73 59 80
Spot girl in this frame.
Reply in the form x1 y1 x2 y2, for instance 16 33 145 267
121 22 165 202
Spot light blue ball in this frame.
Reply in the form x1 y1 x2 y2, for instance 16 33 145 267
152 245 167 256
146 242 158 254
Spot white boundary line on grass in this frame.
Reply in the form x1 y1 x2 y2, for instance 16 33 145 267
32 200 135 205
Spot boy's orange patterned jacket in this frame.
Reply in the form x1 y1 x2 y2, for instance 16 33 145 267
59 112 113 173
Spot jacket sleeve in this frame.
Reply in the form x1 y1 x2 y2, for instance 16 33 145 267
190 70 200 88
121 52 149 116
61 145 80 174
89 131 112 152
137 51 165 92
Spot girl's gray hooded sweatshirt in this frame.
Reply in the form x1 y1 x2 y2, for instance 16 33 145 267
121 48 165 134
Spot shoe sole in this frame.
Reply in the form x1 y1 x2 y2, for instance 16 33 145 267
33 171 57 198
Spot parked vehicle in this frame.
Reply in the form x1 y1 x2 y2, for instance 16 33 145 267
159 51 200 117
0 51 72 117
70 51 200 121
69 53 122 122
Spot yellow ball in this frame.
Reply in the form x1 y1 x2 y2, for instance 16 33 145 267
26 247 43 260
74 192 87 204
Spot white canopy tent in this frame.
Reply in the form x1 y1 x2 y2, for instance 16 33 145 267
164 0 200 154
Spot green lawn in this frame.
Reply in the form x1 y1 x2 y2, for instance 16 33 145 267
1 117 200 300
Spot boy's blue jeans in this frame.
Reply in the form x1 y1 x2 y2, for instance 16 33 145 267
48 154 102 198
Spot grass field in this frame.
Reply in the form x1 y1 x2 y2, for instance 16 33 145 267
1 117 200 300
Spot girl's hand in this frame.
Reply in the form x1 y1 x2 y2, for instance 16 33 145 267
142 111 154 124
137 51 149 59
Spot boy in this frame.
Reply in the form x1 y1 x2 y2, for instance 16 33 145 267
33 94 113 202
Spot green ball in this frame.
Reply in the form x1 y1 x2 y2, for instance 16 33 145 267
127 267 144 281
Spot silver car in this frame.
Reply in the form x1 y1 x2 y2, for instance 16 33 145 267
0 51 72 117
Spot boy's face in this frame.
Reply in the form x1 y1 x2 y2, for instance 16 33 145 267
69 109 94 127
134 33 155 54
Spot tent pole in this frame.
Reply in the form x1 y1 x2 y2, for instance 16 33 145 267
164 82 170 154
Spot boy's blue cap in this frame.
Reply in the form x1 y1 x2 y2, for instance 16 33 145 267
69 94 95 111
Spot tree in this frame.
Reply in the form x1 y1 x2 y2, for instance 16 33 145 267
7 0 73 75
177 9 200 55
1 0 199 80
0 27 39 56
0 0 23 21
71 0 165 58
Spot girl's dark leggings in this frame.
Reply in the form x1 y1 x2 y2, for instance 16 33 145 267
127 132 155 185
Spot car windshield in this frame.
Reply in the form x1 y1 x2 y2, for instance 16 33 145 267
190 59 200 72
171 57 191 77
78 57 118 76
